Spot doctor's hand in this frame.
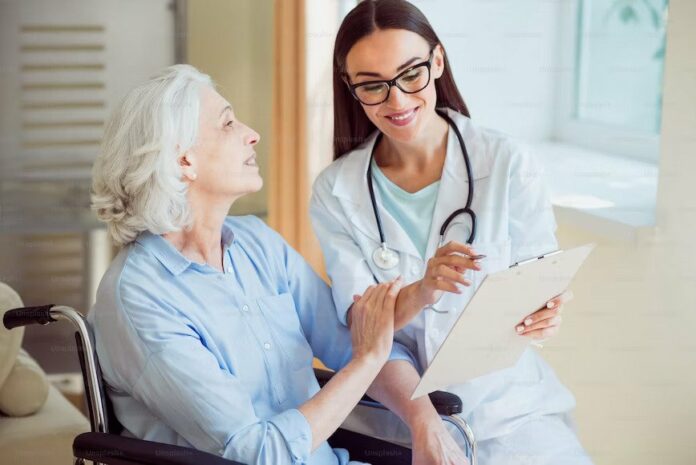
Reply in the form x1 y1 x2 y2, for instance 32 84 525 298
411 417 469 465
349 278 403 363
516 290 574 341
416 241 482 307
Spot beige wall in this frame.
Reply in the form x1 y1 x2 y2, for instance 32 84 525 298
544 2 696 464
186 0 274 218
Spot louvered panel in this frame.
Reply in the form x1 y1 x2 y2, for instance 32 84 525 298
0 0 178 374
21 63 104 72
0 180 94 231
18 20 106 180
4 147 98 181
20 108 105 124
20 126 104 142
21 235 84 256
0 233 85 307
21 24 104 32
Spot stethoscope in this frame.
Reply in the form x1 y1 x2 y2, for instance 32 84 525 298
368 109 477 290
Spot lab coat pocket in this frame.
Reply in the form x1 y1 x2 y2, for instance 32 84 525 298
256 293 314 370
471 239 512 291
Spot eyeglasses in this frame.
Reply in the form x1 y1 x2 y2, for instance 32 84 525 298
346 48 435 106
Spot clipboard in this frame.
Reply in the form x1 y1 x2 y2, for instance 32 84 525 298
411 243 595 399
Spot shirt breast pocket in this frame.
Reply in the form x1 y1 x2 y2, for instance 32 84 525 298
256 293 314 371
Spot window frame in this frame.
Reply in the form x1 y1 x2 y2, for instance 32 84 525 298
553 0 664 163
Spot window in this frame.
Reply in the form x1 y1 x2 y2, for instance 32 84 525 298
557 0 669 161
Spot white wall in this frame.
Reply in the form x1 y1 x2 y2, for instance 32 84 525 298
412 0 562 142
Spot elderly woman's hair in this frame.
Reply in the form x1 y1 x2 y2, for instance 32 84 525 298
91 64 212 247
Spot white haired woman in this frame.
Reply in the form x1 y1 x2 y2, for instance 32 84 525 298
87 64 424 465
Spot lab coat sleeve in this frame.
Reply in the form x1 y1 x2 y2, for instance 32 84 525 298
270 219 417 371
115 286 313 465
309 176 377 326
507 146 559 265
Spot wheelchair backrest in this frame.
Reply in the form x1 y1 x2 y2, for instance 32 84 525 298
74 327 124 435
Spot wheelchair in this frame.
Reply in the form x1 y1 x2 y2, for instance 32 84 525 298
4 304 477 465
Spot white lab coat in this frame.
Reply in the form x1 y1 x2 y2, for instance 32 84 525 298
310 109 593 463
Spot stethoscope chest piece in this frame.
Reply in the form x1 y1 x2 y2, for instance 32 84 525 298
372 244 400 270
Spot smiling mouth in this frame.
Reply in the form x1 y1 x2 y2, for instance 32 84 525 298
244 153 258 167
385 108 417 120
383 106 419 126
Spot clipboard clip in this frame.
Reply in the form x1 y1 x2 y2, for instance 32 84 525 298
510 249 563 268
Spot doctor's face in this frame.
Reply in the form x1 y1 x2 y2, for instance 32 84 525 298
344 28 445 144
182 86 262 202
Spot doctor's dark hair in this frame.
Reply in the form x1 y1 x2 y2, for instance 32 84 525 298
332 0 470 159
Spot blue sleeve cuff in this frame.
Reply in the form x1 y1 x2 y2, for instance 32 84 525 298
388 341 419 372
268 408 313 464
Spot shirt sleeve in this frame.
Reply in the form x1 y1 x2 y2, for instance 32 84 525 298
259 219 417 372
508 145 559 265
116 284 313 465
308 175 376 326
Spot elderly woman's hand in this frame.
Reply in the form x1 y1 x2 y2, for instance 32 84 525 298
515 290 573 342
349 278 402 363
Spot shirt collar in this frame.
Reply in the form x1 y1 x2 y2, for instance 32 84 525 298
135 221 236 276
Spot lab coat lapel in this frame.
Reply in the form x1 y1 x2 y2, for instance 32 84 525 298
423 109 492 259
332 133 421 261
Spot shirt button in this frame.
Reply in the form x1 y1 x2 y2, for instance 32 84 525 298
226 266 233 273
410 265 419 275
242 305 249 312
263 342 271 350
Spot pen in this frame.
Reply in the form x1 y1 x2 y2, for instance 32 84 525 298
510 249 562 268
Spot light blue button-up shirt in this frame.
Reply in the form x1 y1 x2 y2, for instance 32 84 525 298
88 215 416 465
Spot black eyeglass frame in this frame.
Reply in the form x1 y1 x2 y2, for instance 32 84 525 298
344 48 436 106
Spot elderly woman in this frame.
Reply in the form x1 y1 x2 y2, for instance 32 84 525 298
87 64 429 465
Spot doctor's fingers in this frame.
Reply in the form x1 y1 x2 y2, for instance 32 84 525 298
423 277 461 295
427 263 472 287
429 255 480 274
517 315 562 336
435 240 477 258
521 303 562 327
520 323 560 340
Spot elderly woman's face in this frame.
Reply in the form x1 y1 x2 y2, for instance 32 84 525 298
184 86 262 200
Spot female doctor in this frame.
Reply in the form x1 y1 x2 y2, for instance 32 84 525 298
310 1 593 464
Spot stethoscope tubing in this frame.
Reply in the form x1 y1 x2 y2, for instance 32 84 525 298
367 108 477 262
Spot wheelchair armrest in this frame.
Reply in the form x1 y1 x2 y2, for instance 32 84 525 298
73 432 245 465
313 368 463 416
